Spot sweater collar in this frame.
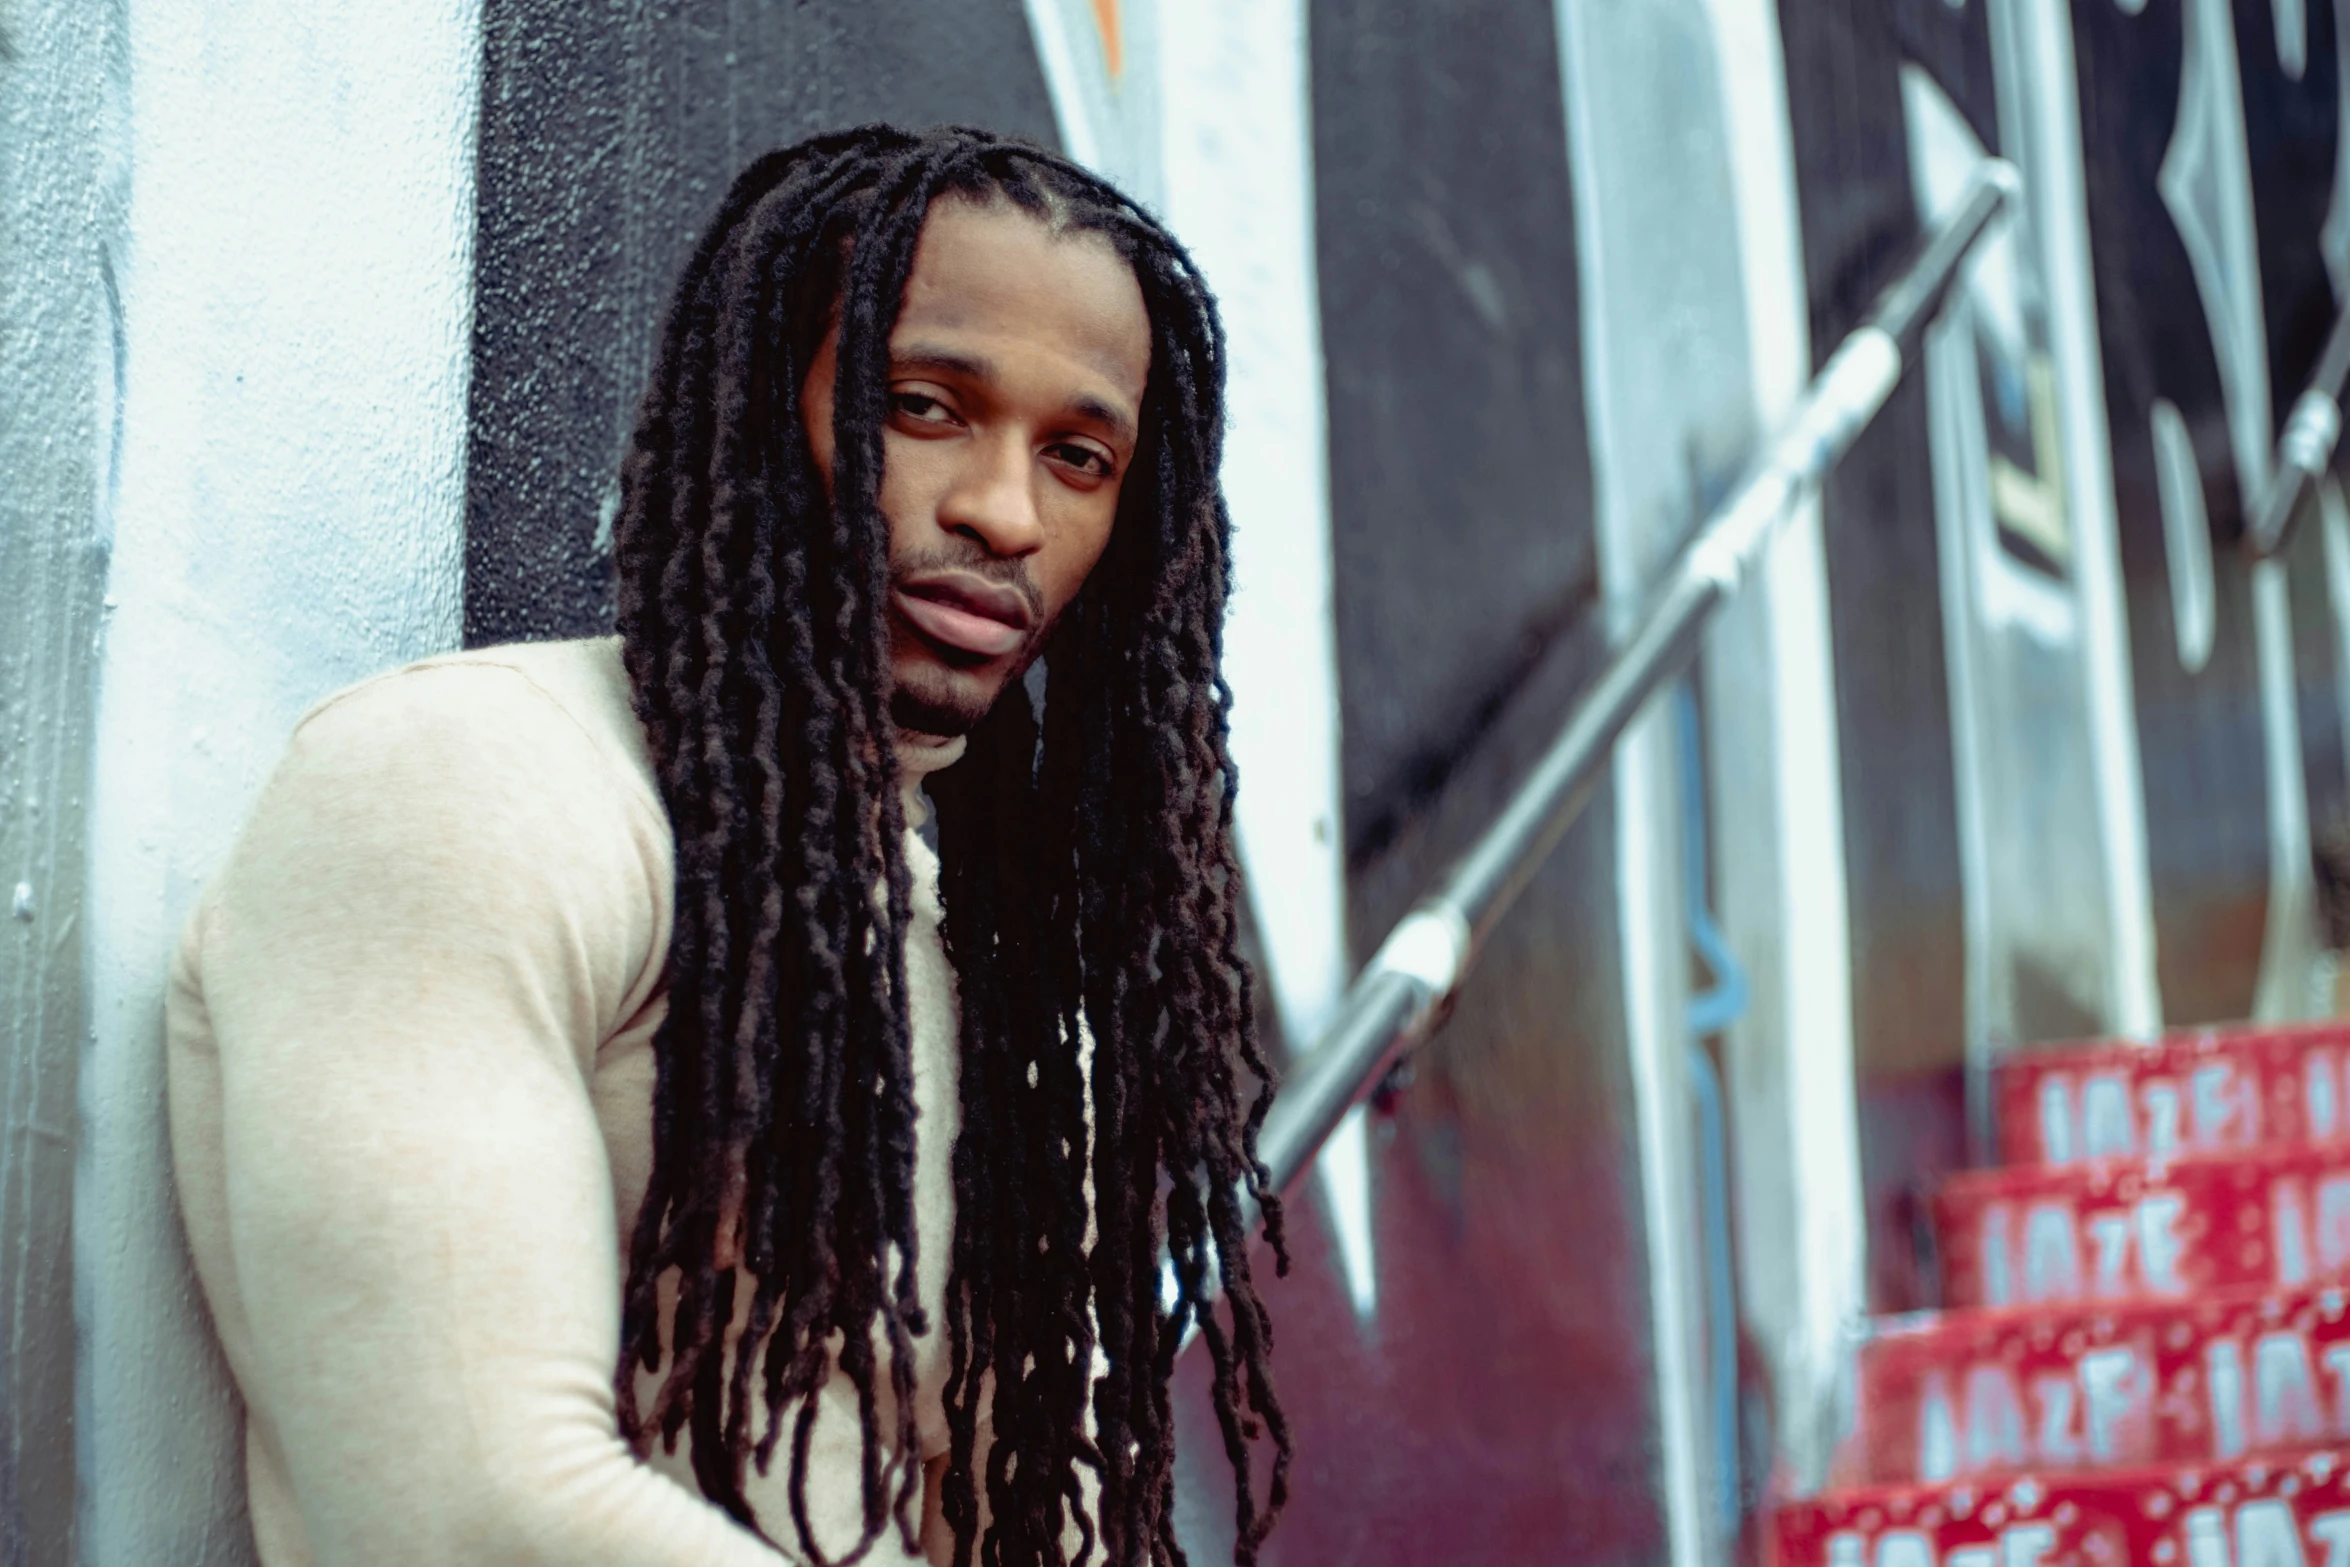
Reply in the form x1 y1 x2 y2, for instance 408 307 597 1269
894 733 966 832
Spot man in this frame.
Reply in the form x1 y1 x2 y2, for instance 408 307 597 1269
167 125 1288 1567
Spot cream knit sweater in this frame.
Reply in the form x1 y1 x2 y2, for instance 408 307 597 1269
166 638 978 1566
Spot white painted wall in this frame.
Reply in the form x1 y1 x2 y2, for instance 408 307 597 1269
1699 0 1868 1497
1553 0 1762 1557
2005 0 2165 1039
1151 2 1364 1315
2 3 118 1559
1153 0 1347 1124
76 1 481 1558
1022 0 1165 217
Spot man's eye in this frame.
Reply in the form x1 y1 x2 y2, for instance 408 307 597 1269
1050 443 1113 477
891 392 954 423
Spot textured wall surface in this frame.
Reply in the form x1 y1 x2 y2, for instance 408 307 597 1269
1271 1 1666 1561
464 0 1059 646
1554 1 1792 1554
0 2 115 1561
1693 0 1872 1498
1136 0 1373 1327
2072 0 2336 1026
75 1 480 1560
1780 0 1983 1079
1025 0 1164 214
1153 0 1349 1099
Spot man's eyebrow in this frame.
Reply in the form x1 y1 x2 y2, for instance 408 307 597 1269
891 345 996 382
1065 393 1137 446
890 343 1138 445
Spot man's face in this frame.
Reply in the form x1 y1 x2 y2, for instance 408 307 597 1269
802 197 1152 739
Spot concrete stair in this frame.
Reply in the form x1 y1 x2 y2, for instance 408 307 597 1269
1770 1023 2350 1566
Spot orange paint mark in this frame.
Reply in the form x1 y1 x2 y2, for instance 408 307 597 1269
1089 0 1124 78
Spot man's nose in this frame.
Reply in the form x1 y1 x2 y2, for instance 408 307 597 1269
938 432 1047 557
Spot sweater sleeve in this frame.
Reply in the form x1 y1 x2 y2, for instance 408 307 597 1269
180 663 786 1567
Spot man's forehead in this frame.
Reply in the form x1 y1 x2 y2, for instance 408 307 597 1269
893 201 1151 408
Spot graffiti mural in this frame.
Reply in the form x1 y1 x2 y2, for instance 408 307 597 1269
2077 0 2290 1026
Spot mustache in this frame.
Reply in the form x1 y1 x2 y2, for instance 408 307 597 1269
889 545 1045 625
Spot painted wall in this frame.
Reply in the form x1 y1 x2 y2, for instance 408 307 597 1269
1254 1 1669 1559
465 0 1060 645
1774 0 2350 1341
1554 4 1763 1553
72 1 482 1561
0 3 116 1562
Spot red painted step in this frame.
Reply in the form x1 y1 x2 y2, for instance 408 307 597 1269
1773 1451 2350 1566
1771 1026 2350 1561
1933 1147 2350 1309
1831 1288 2350 1487
1992 1022 2350 1168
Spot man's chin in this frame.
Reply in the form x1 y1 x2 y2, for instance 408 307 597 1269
890 682 995 741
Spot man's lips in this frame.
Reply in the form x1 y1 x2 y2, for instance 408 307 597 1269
892 574 1035 659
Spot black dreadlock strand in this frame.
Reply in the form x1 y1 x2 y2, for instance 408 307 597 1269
610 123 1290 1567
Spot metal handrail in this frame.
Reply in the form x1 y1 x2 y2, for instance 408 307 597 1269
1237 158 2021 1236
2247 300 2350 559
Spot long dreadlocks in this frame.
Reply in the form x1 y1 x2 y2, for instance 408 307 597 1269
609 124 1290 1567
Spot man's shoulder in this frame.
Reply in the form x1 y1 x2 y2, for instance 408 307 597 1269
289 637 662 823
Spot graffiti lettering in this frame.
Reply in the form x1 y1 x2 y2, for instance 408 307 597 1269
1978 1193 2190 1305
1822 1524 2057 1567
1915 1346 2153 1478
2035 1063 2260 1162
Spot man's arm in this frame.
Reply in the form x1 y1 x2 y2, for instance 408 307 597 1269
179 664 784 1566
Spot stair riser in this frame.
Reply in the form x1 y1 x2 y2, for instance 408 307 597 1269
1994 1023 2350 1167
1775 1453 2350 1567
1935 1150 2350 1309
1775 1029 2350 1555
1837 1291 2350 1486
